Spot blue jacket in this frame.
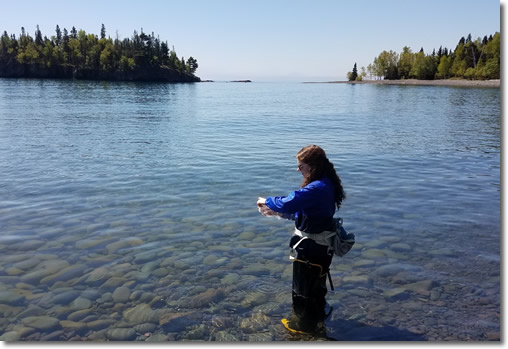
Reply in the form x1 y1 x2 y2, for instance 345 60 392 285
265 177 336 234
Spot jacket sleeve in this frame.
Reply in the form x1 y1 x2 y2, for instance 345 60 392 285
265 184 320 214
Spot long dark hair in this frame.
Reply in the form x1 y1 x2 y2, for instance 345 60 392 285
297 145 346 209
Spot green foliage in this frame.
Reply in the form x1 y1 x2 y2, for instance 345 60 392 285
0 25 198 76
120 55 135 71
397 46 413 79
410 51 436 80
186 56 198 74
358 32 499 81
436 55 452 79
372 50 398 79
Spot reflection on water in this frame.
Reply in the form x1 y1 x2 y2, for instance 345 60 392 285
0 79 500 341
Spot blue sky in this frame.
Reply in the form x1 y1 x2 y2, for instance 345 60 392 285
1 0 501 81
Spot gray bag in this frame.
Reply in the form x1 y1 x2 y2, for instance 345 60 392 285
332 217 355 257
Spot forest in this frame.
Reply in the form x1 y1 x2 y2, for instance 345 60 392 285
0 24 200 82
348 32 500 81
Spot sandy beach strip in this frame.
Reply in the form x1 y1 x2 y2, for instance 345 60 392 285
308 79 500 88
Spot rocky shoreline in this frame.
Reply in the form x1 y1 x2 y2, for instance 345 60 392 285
316 79 500 88
0 63 201 83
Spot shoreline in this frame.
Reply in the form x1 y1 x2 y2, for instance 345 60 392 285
306 79 500 88
0 63 200 83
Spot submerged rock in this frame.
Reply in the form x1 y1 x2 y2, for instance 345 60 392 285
145 333 169 341
240 292 270 308
67 309 92 322
106 237 144 254
403 280 436 295
59 320 88 332
86 319 115 331
342 275 373 288
429 248 456 257
134 322 157 333
240 313 271 334
0 290 25 306
70 297 92 310
40 264 88 286
20 260 70 284
106 327 137 341
100 277 128 291
52 290 81 305
15 304 44 320
373 264 405 277
383 287 410 301
123 304 160 324
112 286 131 303
361 249 386 259
188 288 225 308
0 331 21 341
214 330 239 341
390 243 412 252
22 316 60 331
13 257 41 270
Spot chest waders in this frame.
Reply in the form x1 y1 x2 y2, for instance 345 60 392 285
284 234 333 334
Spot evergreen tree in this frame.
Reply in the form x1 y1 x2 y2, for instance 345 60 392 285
358 31 499 81
348 63 358 81
100 24 106 39
186 56 198 74
0 24 200 79
35 25 43 46
55 25 61 46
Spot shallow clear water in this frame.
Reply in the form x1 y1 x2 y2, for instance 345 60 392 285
0 79 500 341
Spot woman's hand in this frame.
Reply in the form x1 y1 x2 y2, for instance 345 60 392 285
257 197 266 207
257 197 279 217
259 205 278 216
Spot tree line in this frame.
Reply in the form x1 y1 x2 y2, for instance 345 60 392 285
348 32 500 81
0 24 198 76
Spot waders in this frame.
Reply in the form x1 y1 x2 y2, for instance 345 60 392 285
283 235 333 334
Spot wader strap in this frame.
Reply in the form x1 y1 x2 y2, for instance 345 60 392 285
289 236 308 260
294 228 335 248
327 271 334 291
293 236 308 249
292 258 327 278
290 234 335 291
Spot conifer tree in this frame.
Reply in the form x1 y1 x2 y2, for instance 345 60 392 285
100 24 106 39
348 63 358 81
0 24 200 79
55 25 61 46
35 25 43 46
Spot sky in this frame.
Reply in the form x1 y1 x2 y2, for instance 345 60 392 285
0 0 502 82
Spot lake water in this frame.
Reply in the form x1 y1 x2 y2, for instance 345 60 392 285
0 79 500 341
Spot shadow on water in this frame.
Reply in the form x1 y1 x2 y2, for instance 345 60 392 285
285 318 426 341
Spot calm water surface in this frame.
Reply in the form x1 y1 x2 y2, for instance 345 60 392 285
0 79 500 341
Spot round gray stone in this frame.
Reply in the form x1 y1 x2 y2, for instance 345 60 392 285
106 328 137 341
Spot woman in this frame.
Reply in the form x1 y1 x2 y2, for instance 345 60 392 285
257 145 346 334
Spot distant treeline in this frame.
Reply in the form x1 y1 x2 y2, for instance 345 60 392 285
348 32 500 81
0 24 200 82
